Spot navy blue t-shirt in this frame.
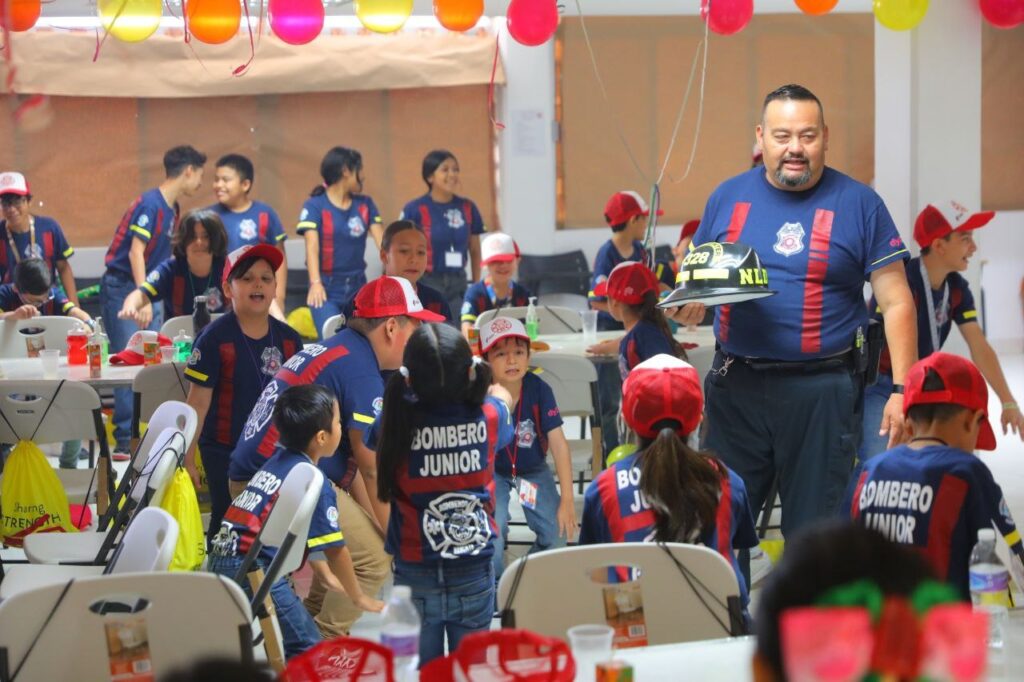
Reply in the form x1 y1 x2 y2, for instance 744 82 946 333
400 194 485 274
296 193 381 278
209 201 287 254
139 256 227 318
496 371 563 477
589 239 647 329
105 188 177 276
0 283 75 317
618 320 675 380
460 279 532 325
0 216 74 284
694 167 908 361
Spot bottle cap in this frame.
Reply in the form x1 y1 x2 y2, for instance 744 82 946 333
978 528 996 542
391 585 412 600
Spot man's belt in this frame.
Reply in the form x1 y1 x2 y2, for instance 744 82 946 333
727 349 855 373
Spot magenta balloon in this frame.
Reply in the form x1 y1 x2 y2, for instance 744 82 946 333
701 0 754 36
979 0 1024 28
269 0 325 45
507 0 559 47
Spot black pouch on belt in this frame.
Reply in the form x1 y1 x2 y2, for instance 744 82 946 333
862 320 884 386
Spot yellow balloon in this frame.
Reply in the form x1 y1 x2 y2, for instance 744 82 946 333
98 0 163 42
873 0 929 31
354 0 413 34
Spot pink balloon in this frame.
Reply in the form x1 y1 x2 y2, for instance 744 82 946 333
269 0 325 45
507 0 559 47
979 0 1024 28
701 0 754 36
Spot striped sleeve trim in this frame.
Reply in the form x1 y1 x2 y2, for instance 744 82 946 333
296 221 317 230
62 247 74 258
275 233 288 242
130 225 152 240
61 302 75 314
141 282 158 297
1005 529 1021 548
184 367 209 382
308 531 345 549
962 310 978 320
869 248 909 267
353 412 375 425
461 313 478 323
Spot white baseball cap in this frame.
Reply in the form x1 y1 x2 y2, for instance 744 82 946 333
481 232 520 266
478 316 530 355
0 172 30 196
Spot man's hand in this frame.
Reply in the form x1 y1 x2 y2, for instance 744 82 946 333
1002 404 1023 440
881 393 906 449
667 302 706 327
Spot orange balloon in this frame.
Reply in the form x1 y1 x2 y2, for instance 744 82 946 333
187 0 242 45
434 0 484 32
1 0 41 32
794 0 839 15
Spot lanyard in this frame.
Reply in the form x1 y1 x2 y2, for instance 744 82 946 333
508 395 525 480
484 278 514 308
919 258 948 353
236 316 275 391
5 216 35 264
187 265 213 304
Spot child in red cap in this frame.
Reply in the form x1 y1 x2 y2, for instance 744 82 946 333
845 352 1024 599
579 354 759 614
862 201 1022 459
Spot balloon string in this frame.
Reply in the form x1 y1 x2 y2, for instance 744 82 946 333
488 34 505 130
93 0 130 62
666 17 710 185
233 0 259 77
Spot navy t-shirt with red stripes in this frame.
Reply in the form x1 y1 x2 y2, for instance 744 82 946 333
694 167 908 361
618 320 675 381
105 188 177 277
229 328 384 489
364 396 514 564
209 201 288 254
0 283 76 317
185 311 302 449
588 239 647 329
497 371 562 477
459 279 532 325
211 447 345 564
845 444 1023 599
296 193 381 279
579 451 758 607
139 256 228 318
400 193 485 275
0 216 74 284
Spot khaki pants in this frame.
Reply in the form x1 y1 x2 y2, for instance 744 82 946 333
304 485 391 637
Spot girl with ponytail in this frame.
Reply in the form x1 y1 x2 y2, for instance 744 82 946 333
366 322 514 665
578 354 759 612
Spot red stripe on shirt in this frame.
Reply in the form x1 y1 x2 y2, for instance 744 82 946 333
105 198 143 267
42 232 54 262
924 474 968 581
419 205 433 274
171 275 186 317
321 210 335 274
714 470 733 561
717 202 751 344
215 343 237 444
396 486 423 562
258 212 269 243
462 201 473 231
143 208 164 264
850 471 869 519
800 209 834 355
483 401 500 515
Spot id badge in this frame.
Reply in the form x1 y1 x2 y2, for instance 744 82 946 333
445 251 463 268
518 478 539 510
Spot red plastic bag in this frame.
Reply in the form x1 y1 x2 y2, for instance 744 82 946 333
421 629 575 682
281 636 394 682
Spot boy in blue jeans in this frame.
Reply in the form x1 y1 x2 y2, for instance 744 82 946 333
479 316 577 583
207 384 383 659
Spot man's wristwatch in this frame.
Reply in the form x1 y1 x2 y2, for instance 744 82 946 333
892 384 905 395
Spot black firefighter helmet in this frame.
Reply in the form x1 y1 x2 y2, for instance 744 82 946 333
658 241 777 308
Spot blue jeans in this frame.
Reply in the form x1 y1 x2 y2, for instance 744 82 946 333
310 273 365 341
595 315 625 457
859 373 893 462
492 465 566 582
208 553 322 659
101 270 162 446
200 441 232 548
393 558 494 667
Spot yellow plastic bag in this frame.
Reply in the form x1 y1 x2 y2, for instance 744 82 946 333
286 306 318 341
1 440 77 546
157 467 206 571
194 446 211 513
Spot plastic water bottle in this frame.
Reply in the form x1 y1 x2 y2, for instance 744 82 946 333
380 585 420 680
969 528 1012 648
94 316 109 364
173 330 193 363
525 296 539 340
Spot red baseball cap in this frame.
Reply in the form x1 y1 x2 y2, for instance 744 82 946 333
353 276 446 322
903 352 996 450
592 261 658 304
604 191 664 226
622 354 703 439
0 172 30 196
223 244 284 286
679 220 700 244
478 316 530 355
109 331 174 366
913 201 995 249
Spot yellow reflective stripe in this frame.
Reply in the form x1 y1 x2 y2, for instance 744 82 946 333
373 216 383 223
692 268 730 281
962 310 978 320
141 282 158 297
184 367 209 382
530 367 543 375
308 531 345 549
130 225 152 239
353 412 375 425
461 313 477 322
62 247 74 258
275 233 287 242
1005 529 1021 547
870 249 909 267
296 221 317 230
677 271 690 283
61 302 75 314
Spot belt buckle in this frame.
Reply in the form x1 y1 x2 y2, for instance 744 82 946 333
712 355 734 377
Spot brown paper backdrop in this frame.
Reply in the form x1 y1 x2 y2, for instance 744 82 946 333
982 23 1024 212
558 15 875 228
0 87 497 247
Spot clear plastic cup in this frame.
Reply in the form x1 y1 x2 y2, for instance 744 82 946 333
567 624 613 682
39 349 60 379
581 310 598 344
160 346 176 363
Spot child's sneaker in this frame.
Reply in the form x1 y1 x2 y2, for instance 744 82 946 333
111 445 131 462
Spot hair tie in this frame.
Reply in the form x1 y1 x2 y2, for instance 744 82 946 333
399 366 410 378
469 355 483 382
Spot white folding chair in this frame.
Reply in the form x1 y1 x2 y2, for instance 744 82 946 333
497 543 744 645
0 507 180 599
534 293 589 313
529 354 602 490
0 572 254 679
130 362 190 443
475 305 583 334
22 427 182 566
0 317 83 358
321 314 345 339
159 313 224 339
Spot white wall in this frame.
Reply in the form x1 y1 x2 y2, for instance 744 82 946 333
978 211 1024 353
